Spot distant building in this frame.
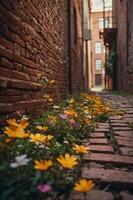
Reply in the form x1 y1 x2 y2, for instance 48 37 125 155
89 0 112 89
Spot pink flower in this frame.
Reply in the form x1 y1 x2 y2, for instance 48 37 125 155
37 184 53 193
59 114 68 119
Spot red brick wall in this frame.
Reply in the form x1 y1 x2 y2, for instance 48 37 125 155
0 0 69 123
113 0 133 93
0 0 84 124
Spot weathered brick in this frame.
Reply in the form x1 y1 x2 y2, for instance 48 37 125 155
114 131 133 138
69 190 114 200
0 77 7 88
117 140 133 148
121 147 133 156
84 153 133 166
89 145 113 153
94 128 109 133
89 138 108 145
90 132 105 138
120 192 133 200
82 167 133 189
112 127 132 131
111 123 128 127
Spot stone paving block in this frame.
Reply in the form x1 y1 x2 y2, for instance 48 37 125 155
89 145 114 153
115 136 133 141
84 153 133 166
97 122 109 127
90 132 105 138
121 147 133 156
117 140 133 148
124 114 133 118
125 110 133 114
82 167 133 189
125 118 133 123
120 192 133 200
109 116 124 120
89 138 108 145
112 127 132 131
110 120 127 123
69 190 114 200
114 131 133 138
95 128 109 133
111 123 128 127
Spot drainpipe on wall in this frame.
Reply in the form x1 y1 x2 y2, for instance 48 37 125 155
82 0 91 90
67 0 72 94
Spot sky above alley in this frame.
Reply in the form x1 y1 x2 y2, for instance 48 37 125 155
91 0 112 12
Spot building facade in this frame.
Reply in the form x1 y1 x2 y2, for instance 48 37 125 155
0 0 85 124
89 0 112 89
107 0 133 93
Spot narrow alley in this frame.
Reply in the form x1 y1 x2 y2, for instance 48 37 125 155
0 0 133 199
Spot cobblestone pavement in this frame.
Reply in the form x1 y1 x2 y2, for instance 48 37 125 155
69 93 133 200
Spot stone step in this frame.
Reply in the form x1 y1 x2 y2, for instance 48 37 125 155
82 167 133 189
114 131 133 138
94 128 109 133
121 147 133 156
89 138 108 145
69 190 114 200
90 132 105 138
112 127 132 131
89 145 114 154
84 153 133 166
111 123 128 127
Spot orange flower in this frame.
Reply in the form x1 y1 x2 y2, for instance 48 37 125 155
57 154 78 169
36 126 48 132
5 127 28 138
74 179 95 192
34 160 53 171
73 144 90 154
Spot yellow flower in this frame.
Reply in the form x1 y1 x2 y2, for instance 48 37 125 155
34 160 53 171
68 98 75 104
7 118 29 129
64 109 78 118
43 135 53 144
57 154 78 169
5 127 28 138
48 115 57 126
19 118 29 129
7 119 19 127
36 126 48 132
29 133 46 144
74 179 95 192
83 118 90 125
73 145 90 154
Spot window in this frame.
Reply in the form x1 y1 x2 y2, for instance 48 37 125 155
95 42 102 54
96 59 102 70
99 18 110 29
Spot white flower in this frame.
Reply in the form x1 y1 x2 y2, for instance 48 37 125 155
53 105 60 109
10 154 31 168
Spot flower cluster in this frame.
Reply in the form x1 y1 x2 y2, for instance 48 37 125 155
0 93 112 199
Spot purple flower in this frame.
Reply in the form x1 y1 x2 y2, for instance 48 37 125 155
59 114 68 119
37 184 53 193
69 120 79 127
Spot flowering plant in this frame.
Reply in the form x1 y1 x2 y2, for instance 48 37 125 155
0 93 112 199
